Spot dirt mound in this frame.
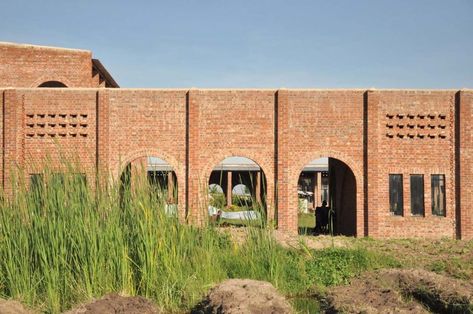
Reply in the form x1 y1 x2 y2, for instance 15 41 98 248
383 269 473 313
0 299 35 314
192 279 293 314
326 269 473 313
65 293 160 314
326 271 428 313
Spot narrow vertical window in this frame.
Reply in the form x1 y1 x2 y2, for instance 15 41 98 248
30 174 44 194
431 174 446 216
389 174 403 215
410 174 424 216
30 174 44 210
52 173 65 187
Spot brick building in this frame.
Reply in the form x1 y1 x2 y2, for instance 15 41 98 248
1 41 471 239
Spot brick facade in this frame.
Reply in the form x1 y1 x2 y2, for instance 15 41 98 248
1 42 472 239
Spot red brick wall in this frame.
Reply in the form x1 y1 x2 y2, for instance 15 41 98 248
2 89 98 193
0 43 94 88
369 90 456 238
104 89 188 220
277 90 365 235
188 89 276 224
1 87 471 239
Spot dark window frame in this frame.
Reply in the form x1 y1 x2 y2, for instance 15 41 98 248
431 174 446 217
410 174 425 216
38 81 67 88
389 174 404 216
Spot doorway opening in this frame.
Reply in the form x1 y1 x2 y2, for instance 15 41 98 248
297 157 356 236
120 156 178 216
208 156 267 226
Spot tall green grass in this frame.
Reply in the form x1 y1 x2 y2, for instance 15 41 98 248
0 163 395 313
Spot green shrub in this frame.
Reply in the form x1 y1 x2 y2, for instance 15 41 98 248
0 162 400 313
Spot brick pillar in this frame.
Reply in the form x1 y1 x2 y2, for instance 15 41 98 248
316 172 322 206
366 90 380 237
96 90 110 188
276 89 297 233
226 171 233 207
458 90 473 239
256 171 261 203
3 89 24 196
167 171 174 203
187 89 205 224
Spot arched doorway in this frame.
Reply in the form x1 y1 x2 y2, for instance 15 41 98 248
297 157 356 236
38 81 67 88
208 156 267 225
120 156 178 216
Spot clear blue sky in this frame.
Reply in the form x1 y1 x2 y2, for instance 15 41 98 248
1 0 472 88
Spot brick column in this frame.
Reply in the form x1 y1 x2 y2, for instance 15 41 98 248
276 89 297 233
226 171 232 207
365 90 379 237
3 89 24 196
316 172 322 206
458 90 473 239
167 171 174 203
187 89 204 224
96 90 110 187
255 171 261 203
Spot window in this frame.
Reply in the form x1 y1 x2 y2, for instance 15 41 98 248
51 173 65 188
410 175 424 216
389 174 403 215
38 81 67 88
30 174 44 210
431 174 446 216
30 174 44 194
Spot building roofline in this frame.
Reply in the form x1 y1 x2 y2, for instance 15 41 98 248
3 87 472 93
92 59 119 88
0 41 90 54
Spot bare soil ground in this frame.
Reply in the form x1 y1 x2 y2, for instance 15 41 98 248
192 279 293 314
326 269 473 313
0 299 35 314
64 293 160 314
326 271 428 313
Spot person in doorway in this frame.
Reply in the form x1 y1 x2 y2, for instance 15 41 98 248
315 201 329 234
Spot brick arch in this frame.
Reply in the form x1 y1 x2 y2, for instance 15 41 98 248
202 152 271 190
289 150 364 236
116 149 186 221
200 152 274 219
117 149 182 179
32 74 73 88
293 150 362 185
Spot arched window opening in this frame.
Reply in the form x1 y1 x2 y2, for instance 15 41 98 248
208 156 266 225
297 157 356 236
120 156 178 216
38 81 67 88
